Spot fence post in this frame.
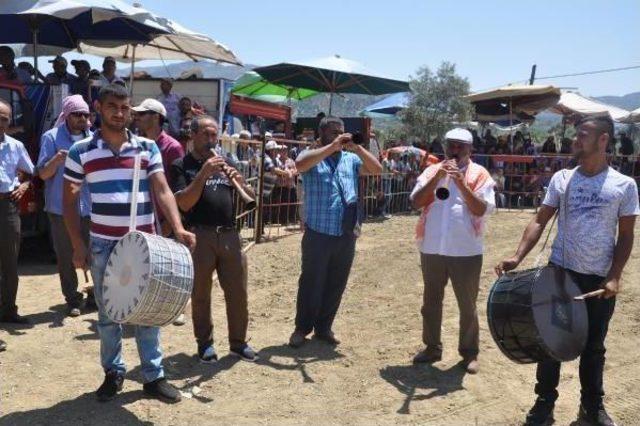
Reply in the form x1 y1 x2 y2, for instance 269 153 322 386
254 137 267 243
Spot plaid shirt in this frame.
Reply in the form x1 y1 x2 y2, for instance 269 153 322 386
302 151 362 236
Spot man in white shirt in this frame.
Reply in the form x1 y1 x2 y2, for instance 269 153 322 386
409 128 495 374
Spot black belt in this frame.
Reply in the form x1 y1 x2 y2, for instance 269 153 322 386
193 225 235 233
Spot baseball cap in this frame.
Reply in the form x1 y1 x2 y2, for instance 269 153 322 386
132 98 167 117
265 140 282 150
445 128 473 144
71 59 90 69
103 56 116 65
49 55 67 65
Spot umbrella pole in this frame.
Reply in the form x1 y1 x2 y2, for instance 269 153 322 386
329 92 333 115
128 45 137 96
32 28 39 79
509 98 513 152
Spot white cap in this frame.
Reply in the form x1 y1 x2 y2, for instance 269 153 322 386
132 98 167 117
264 131 273 139
265 140 281 150
445 128 473 144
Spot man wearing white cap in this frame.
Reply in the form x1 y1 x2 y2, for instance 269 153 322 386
133 99 185 233
409 128 495 374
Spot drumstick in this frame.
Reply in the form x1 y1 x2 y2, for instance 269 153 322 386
573 289 605 300
210 148 256 210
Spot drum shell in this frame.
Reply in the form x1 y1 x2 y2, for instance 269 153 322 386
103 231 194 327
487 266 588 364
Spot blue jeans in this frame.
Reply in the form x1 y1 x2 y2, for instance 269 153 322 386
90 236 164 383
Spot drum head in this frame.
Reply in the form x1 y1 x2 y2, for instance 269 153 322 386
531 266 588 362
103 232 151 323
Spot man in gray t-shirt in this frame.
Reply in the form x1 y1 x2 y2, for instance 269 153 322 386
496 115 638 426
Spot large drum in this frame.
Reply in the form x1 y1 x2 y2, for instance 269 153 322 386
103 231 194 327
487 265 588 364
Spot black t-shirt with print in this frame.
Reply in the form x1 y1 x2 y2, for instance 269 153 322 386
171 153 235 227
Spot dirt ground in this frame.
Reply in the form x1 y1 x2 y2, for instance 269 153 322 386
1 212 639 425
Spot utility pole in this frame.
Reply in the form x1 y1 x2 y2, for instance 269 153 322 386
529 64 537 85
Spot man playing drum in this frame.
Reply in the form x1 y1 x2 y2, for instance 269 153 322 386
409 128 495 374
63 84 196 403
496 115 639 426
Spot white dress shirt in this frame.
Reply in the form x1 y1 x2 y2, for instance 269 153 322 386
410 167 495 256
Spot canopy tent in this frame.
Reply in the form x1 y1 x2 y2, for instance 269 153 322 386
231 71 317 104
620 107 640 124
360 92 411 115
548 91 630 122
464 84 561 122
253 55 410 114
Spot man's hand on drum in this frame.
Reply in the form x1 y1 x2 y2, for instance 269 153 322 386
495 256 521 276
174 228 196 252
72 243 89 271
601 277 619 299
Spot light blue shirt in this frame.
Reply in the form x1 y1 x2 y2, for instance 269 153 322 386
37 125 91 216
302 151 362 236
0 134 34 192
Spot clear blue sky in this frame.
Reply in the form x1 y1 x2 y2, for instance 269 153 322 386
38 0 640 96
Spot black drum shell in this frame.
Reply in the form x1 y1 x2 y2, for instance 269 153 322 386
487 265 588 364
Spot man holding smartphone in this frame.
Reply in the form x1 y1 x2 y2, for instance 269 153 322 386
289 117 382 348
37 95 92 317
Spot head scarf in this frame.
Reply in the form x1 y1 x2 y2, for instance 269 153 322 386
54 94 90 128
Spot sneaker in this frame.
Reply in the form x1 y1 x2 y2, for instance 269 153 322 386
0 339 6 352
412 348 442 364
96 371 124 402
314 331 341 345
577 404 616 426
288 329 307 348
198 345 218 364
525 398 555 426
68 306 81 317
173 314 186 326
461 357 479 374
143 378 181 403
230 344 258 362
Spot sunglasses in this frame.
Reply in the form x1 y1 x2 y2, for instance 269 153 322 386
70 112 90 119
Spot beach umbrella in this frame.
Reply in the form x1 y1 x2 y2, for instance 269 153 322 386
231 71 317 103
253 55 410 114
361 92 411 115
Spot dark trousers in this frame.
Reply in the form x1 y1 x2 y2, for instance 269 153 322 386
0 199 20 317
48 213 90 307
535 268 616 410
295 228 356 335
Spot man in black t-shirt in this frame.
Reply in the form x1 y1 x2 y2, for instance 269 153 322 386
171 115 257 363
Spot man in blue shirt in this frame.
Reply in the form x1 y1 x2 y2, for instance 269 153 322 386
37 95 92 317
0 99 35 325
289 117 382 348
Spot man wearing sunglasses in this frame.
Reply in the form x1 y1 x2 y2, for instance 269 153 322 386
37 95 92 317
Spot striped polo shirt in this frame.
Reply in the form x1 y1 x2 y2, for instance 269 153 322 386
63 131 164 240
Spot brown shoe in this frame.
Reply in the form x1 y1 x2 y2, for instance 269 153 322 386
314 331 340 345
288 330 307 348
462 358 479 374
412 348 442 364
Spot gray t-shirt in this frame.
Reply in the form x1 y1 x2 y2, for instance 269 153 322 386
543 166 640 277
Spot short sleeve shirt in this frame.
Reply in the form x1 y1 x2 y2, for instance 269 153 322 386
302 151 362 236
543 167 640 276
0 134 34 192
63 132 164 240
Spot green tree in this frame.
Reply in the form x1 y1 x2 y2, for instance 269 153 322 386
401 62 472 142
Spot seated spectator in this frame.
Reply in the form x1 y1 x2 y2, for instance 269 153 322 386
70 60 92 105
559 137 572 154
45 56 77 86
541 136 557 154
0 46 32 84
619 132 635 156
